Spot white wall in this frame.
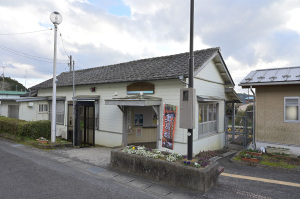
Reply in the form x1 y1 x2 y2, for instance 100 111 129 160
22 59 233 154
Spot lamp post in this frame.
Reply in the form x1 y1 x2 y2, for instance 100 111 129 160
50 11 62 143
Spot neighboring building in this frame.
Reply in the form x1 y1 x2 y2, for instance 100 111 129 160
0 91 28 117
239 66 300 154
245 96 253 104
237 93 253 104
0 91 28 99
1 47 240 155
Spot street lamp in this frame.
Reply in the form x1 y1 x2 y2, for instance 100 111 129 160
50 11 62 143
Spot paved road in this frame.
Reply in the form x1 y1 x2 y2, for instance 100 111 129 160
1 138 300 198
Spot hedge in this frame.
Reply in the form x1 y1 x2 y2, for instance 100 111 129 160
0 116 51 139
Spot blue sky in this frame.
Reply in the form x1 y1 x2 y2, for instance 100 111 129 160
0 0 300 92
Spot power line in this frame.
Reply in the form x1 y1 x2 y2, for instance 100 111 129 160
0 44 69 64
0 28 52 35
58 27 70 58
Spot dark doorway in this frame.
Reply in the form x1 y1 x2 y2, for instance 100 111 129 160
75 101 95 147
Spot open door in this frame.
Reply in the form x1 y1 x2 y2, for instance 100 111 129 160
75 101 95 147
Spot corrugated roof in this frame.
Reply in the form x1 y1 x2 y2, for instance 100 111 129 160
0 91 28 95
239 66 300 87
31 48 222 90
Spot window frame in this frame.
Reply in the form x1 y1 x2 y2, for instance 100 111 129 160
198 102 218 137
284 97 300 123
49 101 65 125
39 104 48 113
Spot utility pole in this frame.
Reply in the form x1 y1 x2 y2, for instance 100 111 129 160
1 66 5 91
69 55 72 72
187 0 195 160
72 58 76 146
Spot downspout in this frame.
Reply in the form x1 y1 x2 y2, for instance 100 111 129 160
250 86 256 149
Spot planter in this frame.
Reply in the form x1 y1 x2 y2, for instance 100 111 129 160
241 157 260 163
110 149 220 193
36 139 48 144
245 151 262 156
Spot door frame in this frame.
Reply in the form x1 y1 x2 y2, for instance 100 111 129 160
75 101 95 147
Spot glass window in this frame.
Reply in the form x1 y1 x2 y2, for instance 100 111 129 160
199 106 202 123
49 101 65 125
198 103 218 137
39 104 48 112
203 105 208 122
284 97 299 122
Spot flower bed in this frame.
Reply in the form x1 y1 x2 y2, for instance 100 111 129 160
110 146 220 193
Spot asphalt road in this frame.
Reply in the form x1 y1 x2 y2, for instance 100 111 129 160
0 139 160 199
1 138 300 199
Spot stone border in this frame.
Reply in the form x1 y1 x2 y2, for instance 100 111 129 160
110 148 220 193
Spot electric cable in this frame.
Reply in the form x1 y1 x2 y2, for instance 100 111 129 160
0 28 52 35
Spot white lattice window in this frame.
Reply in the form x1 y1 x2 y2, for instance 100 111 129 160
39 104 48 112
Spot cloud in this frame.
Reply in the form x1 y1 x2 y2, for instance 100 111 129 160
1 0 300 92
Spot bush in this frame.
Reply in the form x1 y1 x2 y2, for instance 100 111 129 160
0 116 51 139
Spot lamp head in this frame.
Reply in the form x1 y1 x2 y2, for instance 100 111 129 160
50 11 62 25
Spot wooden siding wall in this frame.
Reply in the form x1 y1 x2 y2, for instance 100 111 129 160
194 60 228 134
256 85 300 145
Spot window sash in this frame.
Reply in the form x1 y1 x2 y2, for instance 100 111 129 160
198 103 218 137
39 104 48 112
49 101 65 125
284 97 299 122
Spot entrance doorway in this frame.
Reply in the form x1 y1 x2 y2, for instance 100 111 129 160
75 101 95 147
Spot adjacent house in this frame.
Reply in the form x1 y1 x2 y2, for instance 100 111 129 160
0 91 28 118
1 47 240 155
239 66 300 154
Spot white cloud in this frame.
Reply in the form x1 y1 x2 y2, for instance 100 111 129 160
1 0 300 91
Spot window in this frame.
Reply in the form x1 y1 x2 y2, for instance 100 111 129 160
49 101 65 125
95 100 99 129
284 97 299 123
8 105 19 119
198 103 218 137
39 104 48 112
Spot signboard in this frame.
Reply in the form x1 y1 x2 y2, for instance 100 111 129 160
127 82 155 95
136 128 142 137
162 104 177 150
134 114 143 126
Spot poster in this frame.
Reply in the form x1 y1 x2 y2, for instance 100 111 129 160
162 104 177 150
136 128 142 137
134 114 143 126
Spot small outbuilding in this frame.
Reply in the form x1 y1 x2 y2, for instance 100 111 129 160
239 66 300 154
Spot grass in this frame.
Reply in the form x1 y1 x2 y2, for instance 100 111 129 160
0 131 71 149
235 150 300 169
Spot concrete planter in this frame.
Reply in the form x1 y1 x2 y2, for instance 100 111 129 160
110 149 220 193
266 146 291 155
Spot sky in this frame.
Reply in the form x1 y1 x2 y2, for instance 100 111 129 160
1 0 300 93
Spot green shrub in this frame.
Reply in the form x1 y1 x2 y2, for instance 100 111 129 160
0 116 51 139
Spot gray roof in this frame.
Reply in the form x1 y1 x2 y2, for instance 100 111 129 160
31 47 222 90
239 66 300 87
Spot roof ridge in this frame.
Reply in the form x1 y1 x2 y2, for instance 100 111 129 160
254 66 300 71
62 47 220 74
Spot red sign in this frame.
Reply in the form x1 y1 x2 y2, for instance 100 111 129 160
162 104 177 150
